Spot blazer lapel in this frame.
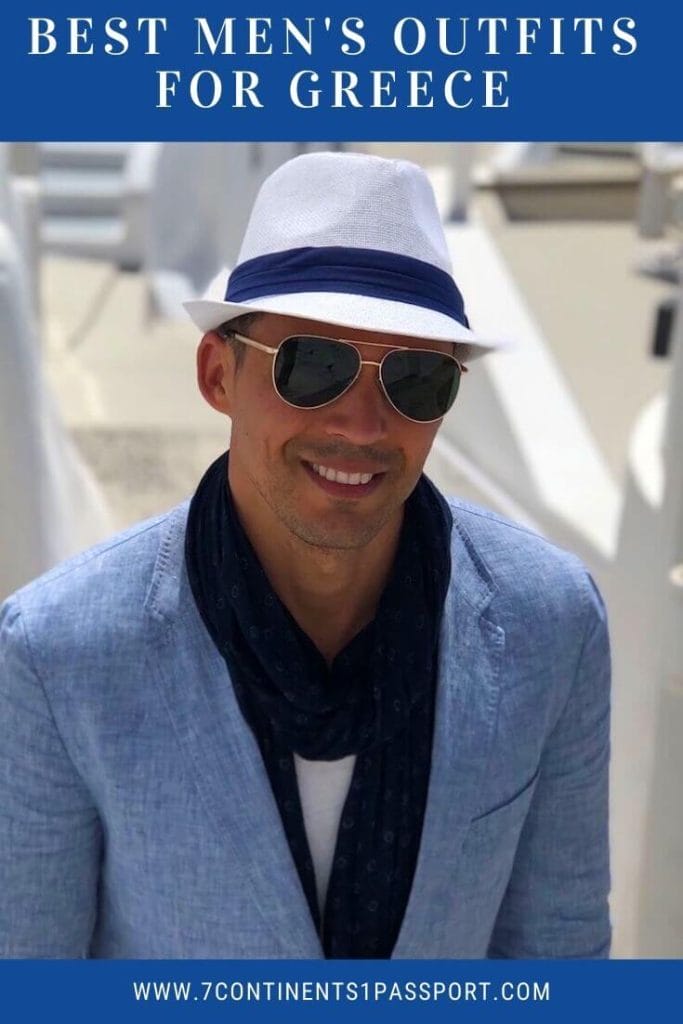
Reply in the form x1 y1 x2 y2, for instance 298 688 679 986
392 510 506 958
144 505 323 958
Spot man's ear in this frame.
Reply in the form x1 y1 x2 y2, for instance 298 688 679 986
196 331 236 415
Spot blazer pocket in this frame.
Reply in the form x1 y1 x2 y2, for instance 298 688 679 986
470 767 541 825
453 769 543 920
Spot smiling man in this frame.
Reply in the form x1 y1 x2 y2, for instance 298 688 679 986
0 152 611 959
195 313 462 664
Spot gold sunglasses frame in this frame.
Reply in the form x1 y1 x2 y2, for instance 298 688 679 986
219 329 468 425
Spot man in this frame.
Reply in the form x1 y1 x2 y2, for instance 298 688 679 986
0 152 611 958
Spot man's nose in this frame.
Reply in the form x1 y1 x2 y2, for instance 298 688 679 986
320 362 390 446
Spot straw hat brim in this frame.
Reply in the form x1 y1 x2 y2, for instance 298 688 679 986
184 290 506 359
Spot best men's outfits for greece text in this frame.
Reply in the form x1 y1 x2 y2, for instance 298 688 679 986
0 497 611 958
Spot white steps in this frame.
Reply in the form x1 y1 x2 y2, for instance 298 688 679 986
38 143 138 265
41 214 126 261
39 142 131 169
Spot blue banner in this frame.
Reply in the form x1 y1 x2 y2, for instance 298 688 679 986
0 2 680 140
1 960 681 1022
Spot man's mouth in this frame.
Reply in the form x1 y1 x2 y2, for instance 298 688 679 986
311 463 375 486
302 460 386 497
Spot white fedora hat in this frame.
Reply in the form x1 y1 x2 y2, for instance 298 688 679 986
184 151 502 357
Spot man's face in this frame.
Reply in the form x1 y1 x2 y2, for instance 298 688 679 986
200 313 455 551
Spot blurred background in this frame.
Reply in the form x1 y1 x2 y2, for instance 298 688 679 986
1 140 682 957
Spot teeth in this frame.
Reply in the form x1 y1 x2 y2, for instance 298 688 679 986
311 464 374 485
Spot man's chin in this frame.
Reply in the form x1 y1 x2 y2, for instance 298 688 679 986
282 507 394 552
289 523 382 551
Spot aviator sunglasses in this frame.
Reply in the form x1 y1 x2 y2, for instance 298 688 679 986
218 328 468 424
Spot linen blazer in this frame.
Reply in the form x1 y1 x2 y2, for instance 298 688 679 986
0 496 611 958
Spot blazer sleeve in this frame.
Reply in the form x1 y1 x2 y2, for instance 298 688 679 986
0 598 102 957
487 571 612 958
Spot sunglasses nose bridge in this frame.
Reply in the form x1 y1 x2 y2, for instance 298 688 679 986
357 357 383 389
354 357 388 405
317 353 391 444
338 343 380 386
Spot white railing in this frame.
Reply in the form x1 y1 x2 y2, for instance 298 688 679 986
0 161 113 600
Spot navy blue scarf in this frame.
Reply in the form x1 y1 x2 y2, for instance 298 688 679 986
185 452 452 957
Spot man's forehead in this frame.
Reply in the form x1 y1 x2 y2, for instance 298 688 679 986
250 311 459 354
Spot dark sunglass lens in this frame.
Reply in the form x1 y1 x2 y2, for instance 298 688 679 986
274 337 359 408
381 350 460 421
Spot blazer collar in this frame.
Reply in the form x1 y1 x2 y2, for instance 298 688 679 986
144 500 505 958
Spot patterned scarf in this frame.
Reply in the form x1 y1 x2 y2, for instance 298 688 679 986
185 452 452 957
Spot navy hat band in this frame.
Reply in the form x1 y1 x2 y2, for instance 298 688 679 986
225 246 470 329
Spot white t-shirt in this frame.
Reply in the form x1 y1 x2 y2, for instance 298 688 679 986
293 753 356 914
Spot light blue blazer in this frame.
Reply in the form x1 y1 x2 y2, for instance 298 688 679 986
0 496 611 958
